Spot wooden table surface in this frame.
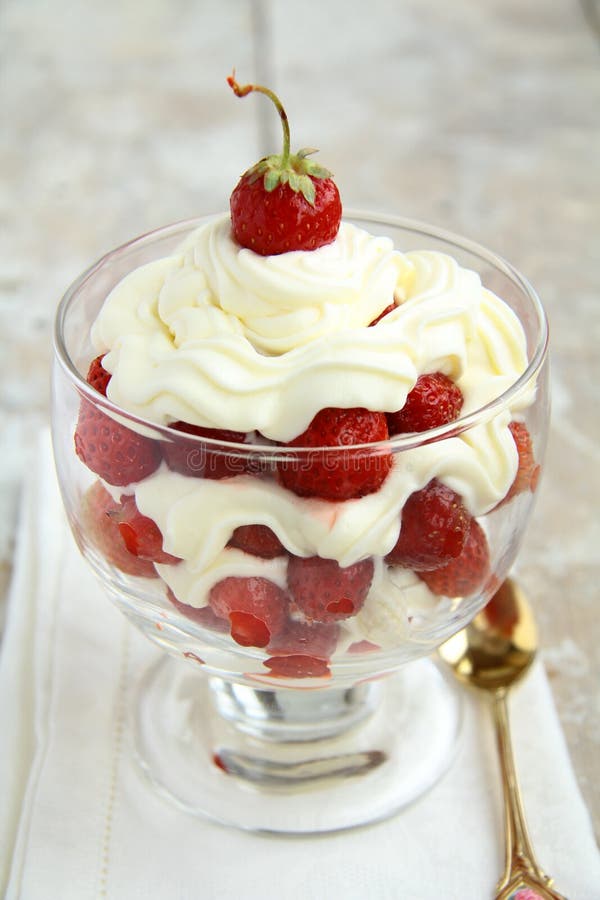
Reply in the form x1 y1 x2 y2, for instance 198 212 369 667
1 0 599 842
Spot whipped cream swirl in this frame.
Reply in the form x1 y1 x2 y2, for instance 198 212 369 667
91 216 529 442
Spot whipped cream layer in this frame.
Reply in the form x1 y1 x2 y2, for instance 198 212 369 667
147 471 444 647
136 403 517 597
91 216 530 442
352 561 439 649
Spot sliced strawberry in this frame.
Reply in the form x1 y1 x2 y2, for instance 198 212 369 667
112 495 179 564
163 422 247 480
86 355 111 396
418 519 490 598
501 421 540 505
277 407 392 501
209 576 288 647
228 524 286 559
74 401 161 487
385 479 471 571
264 655 331 678
267 618 339 659
287 555 373 623
387 372 463 435
228 74 341 255
80 482 158 578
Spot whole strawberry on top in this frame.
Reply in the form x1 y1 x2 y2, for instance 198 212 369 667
228 72 342 255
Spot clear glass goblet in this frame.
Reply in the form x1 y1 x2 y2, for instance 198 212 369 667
51 213 549 833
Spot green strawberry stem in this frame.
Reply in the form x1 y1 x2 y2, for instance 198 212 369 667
227 72 291 166
227 70 332 205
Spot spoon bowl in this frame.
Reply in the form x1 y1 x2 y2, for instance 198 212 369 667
439 578 537 694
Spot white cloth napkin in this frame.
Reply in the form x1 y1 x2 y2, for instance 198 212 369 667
1 430 599 900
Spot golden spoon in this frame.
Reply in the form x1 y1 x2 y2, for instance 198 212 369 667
439 578 568 900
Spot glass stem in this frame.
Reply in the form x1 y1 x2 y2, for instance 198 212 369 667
209 677 381 743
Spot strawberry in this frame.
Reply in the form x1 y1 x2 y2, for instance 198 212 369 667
482 579 518 637
501 421 540 505
163 421 247 480
264 618 339 679
79 482 158 578
86 354 111 396
209 576 289 647
264 655 331 678
228 524 286 559
112 495 180 564
74 400 161 486
387 372 463 435
368 302 396 327
385 479 471 571
167 589 229 633
347 639 381 653
277 407 393 501
76 354 160 485
267 618 339 659
418 519 490 598
287 555 373 622
228 73 341 255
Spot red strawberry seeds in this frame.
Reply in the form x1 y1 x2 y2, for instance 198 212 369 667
385 479 471 571
287 555 374 623
228 73 341 255
277 407 393 501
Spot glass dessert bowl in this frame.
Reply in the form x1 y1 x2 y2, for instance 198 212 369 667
51 211 549 833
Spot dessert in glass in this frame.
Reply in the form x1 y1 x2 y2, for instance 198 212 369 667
51 78 549 833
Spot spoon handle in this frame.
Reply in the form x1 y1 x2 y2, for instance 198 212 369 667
492 690 568 900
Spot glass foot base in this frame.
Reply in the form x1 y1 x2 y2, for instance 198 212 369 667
132 656 462 833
